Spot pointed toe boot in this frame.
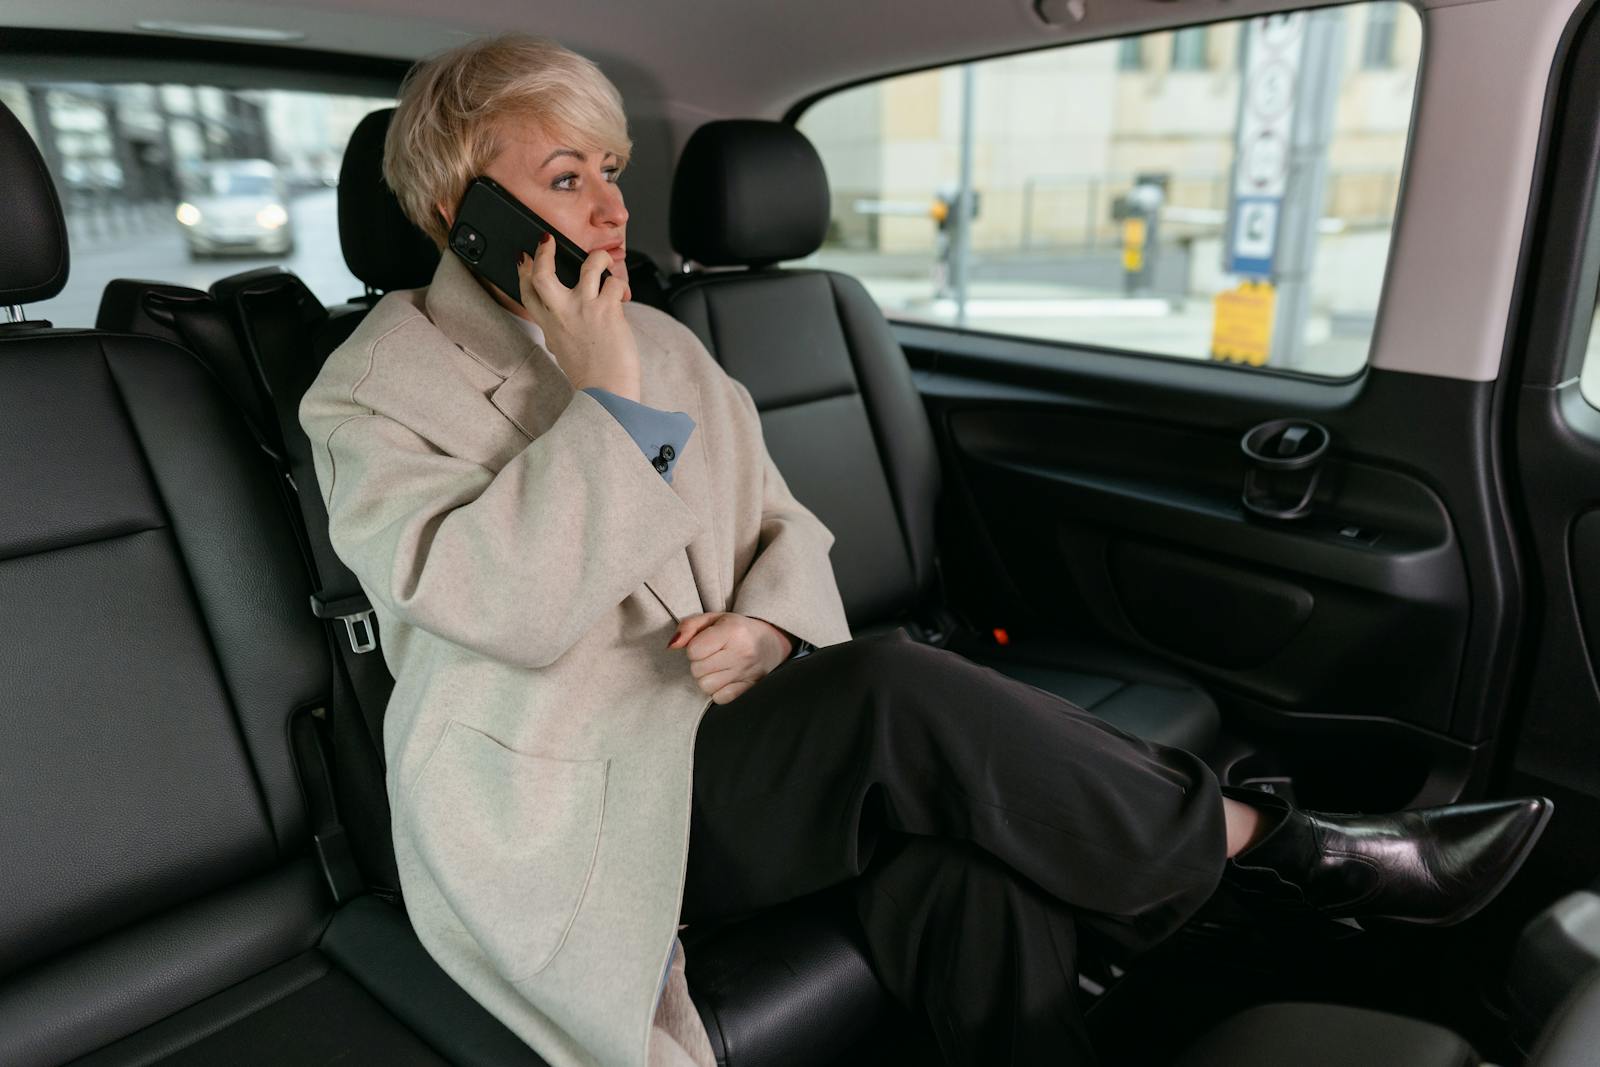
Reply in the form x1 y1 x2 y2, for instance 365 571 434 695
1221 788 1553 927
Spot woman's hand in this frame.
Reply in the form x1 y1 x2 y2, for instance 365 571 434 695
667 612 795 704
517 234 641 401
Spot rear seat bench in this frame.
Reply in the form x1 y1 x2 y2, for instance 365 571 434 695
0 100 559 1067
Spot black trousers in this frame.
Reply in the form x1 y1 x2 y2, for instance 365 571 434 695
681 629 1228 1067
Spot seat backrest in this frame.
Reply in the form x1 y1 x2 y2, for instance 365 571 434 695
665 120 943 632
323 107 442 346
0 100 339 1065
97 108 443 650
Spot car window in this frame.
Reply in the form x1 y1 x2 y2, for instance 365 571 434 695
1581 296 1600 407
793 2 1422 379
0 79 394 327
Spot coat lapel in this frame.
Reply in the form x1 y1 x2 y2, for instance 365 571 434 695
423 254 722 622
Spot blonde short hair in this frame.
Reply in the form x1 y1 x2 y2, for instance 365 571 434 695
384 33 632 249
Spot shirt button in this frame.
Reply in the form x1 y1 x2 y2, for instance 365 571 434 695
659 444 675 462
653 456 670 473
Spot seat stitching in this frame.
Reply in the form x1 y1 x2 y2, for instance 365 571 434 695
113 956 332 1062
1080 679 1128 712
700 287 722 361
0 522 167 567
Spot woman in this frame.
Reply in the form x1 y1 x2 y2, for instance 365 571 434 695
300 33 1552 1067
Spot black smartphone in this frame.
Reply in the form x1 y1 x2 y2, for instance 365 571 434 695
447 176 608 302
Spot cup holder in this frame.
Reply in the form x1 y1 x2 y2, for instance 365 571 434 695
1240 418 1330 521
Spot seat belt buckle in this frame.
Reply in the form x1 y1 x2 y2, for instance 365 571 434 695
310 591 378 655
909 606 956 647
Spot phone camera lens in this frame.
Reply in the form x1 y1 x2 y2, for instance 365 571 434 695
452 225 485 262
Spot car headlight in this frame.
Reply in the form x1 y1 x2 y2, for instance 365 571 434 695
256 204 289 230
175 202 202 226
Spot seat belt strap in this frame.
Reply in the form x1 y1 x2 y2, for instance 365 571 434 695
290 709 366 903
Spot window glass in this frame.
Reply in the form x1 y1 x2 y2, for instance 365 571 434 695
1171 28 1210 72
0 79 394 327
795 3 1422 378
1362 6 1399 69
1580 297 1600 408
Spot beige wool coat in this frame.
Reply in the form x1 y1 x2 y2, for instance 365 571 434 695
299 252 854 1067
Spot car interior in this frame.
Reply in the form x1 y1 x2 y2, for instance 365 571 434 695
6 0 1600 1064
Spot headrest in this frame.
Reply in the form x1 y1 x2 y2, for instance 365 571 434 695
670 120 830 268
337 108 440 293
0 100 69 305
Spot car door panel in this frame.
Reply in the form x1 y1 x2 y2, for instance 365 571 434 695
896 327 1519 806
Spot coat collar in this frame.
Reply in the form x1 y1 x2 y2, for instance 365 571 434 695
425 252 539 381
423 252 723 619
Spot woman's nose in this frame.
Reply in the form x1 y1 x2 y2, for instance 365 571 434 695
593 182 628 228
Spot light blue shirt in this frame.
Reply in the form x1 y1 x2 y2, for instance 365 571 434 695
505 310 695 483
580 387 695 485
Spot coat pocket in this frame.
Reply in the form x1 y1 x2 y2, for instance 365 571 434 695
408 720 610 983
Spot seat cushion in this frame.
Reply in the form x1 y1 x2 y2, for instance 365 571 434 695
56 894 551 1067
1174 1002 1478 1067
948 632 1221 755
64 955 452 1067
681 889 888 1067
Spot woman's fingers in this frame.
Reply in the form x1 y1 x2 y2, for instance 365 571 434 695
598 269 628 304
515 250 546 313
689 647 740 682
710 680 754 705
668 612 723 650
528 233 566 307
698 663 755 700
578 248 613 300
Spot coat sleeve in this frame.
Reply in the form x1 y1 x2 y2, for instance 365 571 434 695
317 388 701 670
721 375 853 650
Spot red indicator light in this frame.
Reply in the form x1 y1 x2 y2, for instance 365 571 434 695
992 628 1010 646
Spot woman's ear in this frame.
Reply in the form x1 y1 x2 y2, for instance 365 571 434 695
434 198 455 231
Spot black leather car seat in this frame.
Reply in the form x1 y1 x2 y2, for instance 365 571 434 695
664 119 1220 756
1173 970 1600 1067
0 97 561 1067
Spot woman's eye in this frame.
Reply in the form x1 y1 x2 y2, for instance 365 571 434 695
602 167 621 184
552 173 579 191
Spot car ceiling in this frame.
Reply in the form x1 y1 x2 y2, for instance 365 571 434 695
2 0 1413 120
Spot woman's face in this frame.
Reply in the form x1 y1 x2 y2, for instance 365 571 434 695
480 122 630 286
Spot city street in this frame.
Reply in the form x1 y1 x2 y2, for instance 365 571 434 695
30 188 362 328
811 249 1372 378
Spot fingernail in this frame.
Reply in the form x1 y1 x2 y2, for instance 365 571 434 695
540 233 551 245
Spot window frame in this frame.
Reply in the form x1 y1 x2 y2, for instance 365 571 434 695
0 29 407 100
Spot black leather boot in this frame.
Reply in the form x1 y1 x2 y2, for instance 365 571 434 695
1220 786 1553 926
